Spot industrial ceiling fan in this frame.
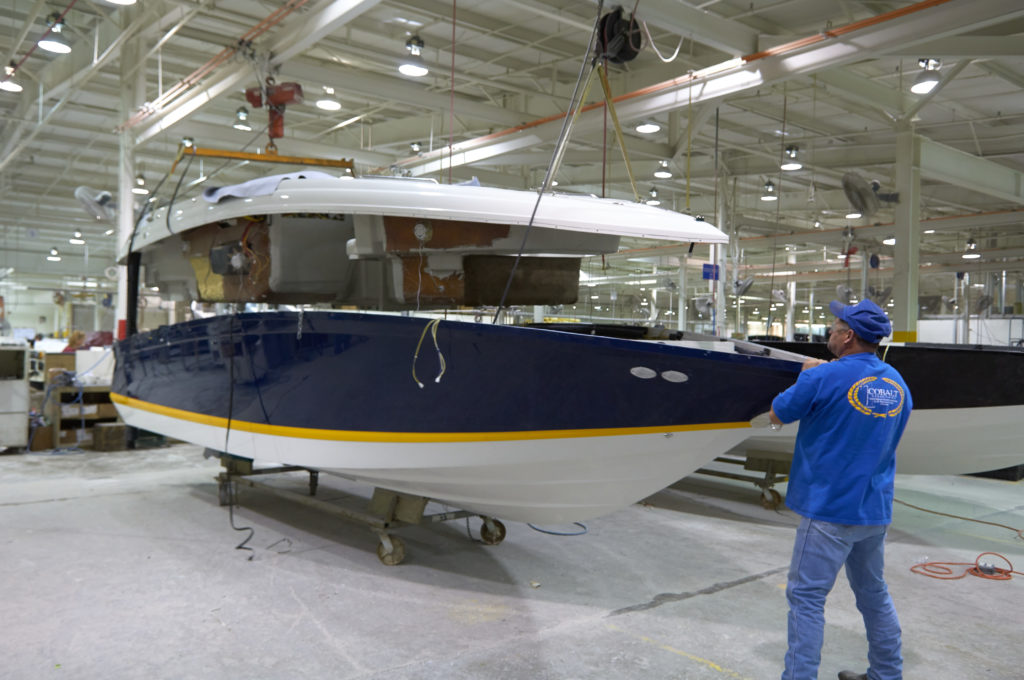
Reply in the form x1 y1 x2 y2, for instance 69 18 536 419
841 172 899 218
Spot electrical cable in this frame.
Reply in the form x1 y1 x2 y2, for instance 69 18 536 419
764 87 787 336
640 20 684 63
910 551 1022 581
528 522 588 536
221 311 255 560
164 152 196 235
896 497 1023 581
411 318 446 388
448 0 457 185
894 497 1024 540
227 477 255 561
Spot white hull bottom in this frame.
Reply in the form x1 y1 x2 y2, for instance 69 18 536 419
735 404 1024 475
115 402 753 523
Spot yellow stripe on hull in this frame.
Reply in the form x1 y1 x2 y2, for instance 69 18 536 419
110 392 750 444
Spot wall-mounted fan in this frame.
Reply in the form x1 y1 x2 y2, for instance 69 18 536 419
74 186 115 222
771 288 787 304
975 294 993 314
868 285 893 306
732 276 755 296
693 295 715 316
836 284 855 304
842 172 899 218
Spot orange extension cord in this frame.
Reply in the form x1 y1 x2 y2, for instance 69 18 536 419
910 551 1023 581
896 498 1024 582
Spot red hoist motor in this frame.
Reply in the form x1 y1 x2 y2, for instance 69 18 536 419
244 78 303 150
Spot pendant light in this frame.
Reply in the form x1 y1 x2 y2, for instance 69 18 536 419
399 35 429 77
39 13 72 54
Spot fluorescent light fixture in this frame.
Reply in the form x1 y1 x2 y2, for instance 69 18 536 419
399 35 429 77
635 121 660 134
911 58 941 95
653 160 672 179
882 237 895 246
39 14 72 54
846 212 862 219
104 0 137 5
760 179 778 201
104 229 115 236
923 229 935 234
781 145 802 171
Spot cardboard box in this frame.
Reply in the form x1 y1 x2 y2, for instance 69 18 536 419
43 353 76 376
93 422 127 451
29 425 52 451
61 403 99 417
58 428 92 448
97 403 119 419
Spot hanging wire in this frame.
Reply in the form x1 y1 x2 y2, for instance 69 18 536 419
765 85 787 335
411 318 446 388
686 80 693 211
640 21 684 62
448 0 457 184
491 0 605 324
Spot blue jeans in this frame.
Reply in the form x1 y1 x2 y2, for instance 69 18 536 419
782 517 902 680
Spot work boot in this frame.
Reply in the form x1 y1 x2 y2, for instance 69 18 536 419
837 672 867 680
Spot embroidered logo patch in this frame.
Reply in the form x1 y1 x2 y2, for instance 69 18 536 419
847 376 905 418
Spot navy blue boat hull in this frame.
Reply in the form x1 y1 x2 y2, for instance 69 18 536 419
112 312 802 521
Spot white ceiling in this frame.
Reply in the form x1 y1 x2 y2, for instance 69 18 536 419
1 0 1023 315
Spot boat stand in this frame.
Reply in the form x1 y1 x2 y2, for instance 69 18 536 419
695 452 790 509
214 454 507 565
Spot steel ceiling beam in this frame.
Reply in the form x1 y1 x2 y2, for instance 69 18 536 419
920 136 1024 205
392 0 1024 177
133 0 383 145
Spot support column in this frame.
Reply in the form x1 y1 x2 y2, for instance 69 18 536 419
715 177 729 337
808 289 816 336
116 13 145 339
892 126 921 341
677 258 687 332
785 253 796 340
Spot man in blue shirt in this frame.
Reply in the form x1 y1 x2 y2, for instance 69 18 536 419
770 299 912 680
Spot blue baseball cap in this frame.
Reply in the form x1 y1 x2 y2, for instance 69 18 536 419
828 299 892 343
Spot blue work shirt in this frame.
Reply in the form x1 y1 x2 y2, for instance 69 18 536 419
772 352 912 525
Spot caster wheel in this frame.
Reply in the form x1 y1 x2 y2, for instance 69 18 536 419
377 536 406 566
479 518 507 546
760 488 782 510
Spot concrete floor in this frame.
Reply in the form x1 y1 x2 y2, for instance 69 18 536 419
1 444 1021 680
